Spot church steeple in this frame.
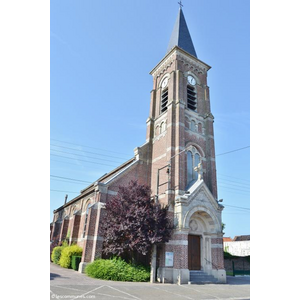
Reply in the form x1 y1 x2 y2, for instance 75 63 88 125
166 7 197 58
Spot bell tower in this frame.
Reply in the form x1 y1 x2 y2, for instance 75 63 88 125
146 7 218 204
146 7 226 284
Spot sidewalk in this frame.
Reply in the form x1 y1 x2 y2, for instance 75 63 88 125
50 262 250 300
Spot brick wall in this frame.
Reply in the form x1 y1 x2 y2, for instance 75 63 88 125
82 239 94 262
224 257 250 271
71 213 81 243
51 221 62 242
211 238 224 269
211 248 224 269
60 218 69 242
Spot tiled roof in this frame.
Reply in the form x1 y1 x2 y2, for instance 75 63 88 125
223 237 233 242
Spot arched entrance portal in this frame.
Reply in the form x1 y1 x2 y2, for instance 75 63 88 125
187 209 219 273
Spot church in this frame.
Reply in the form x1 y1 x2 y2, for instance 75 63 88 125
50 6 226 284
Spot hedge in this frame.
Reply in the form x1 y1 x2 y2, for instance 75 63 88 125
51 246 63 264
51 242 68 264
59 245 83 269
85 257 150 282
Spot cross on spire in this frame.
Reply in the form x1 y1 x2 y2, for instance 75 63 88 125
178 1 183 9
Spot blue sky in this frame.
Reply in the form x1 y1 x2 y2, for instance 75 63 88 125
50 0 250 238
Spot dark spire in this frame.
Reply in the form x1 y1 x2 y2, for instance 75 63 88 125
166 8 197 58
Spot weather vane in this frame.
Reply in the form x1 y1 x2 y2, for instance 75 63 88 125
178 1 183 9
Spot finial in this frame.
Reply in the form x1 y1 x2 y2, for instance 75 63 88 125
178 1 183 9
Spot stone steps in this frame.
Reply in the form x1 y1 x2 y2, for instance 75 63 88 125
189 270 218 284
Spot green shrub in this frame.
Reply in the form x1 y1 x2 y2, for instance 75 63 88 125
59 245 83 268
85 257 150 282
51 246 63 264
51 242 68 264
71 256 82 271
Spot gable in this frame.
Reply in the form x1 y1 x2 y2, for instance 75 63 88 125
186 179 222 211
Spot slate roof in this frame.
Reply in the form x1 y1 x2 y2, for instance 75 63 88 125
166 8 197 58
233 235 250 241
53 157 136 213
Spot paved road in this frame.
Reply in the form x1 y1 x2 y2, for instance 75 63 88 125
50 263 250 300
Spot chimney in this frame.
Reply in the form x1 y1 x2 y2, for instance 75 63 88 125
64 194 68 205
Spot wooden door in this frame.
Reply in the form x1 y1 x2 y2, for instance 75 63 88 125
188 235 201 270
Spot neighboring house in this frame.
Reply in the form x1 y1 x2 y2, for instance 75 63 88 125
51 7 226 284
223 235 250 257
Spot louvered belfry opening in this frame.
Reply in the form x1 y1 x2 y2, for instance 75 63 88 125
187 85 197 111
161 88 168 113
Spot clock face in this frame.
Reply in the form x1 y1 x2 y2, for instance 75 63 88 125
187 75 196 86
161 78 168 88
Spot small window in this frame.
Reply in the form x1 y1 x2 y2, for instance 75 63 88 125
185 117 190 128
161 88 168 113
155 125 160 136
191 120 196 132
160 121 166 133
187 85 197 111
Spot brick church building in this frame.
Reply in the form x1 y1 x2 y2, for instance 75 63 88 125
50 7 226 284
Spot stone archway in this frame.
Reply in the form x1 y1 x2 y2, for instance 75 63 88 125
184 205 221 233
185 207 220 273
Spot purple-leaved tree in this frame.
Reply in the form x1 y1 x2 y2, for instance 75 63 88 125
101 180 173 281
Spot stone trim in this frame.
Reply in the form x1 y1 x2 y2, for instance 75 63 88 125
152 153 167 164
150 47 210 78
185 127 206 140
211 244 223 249
166 240 188 246
80 235 104 241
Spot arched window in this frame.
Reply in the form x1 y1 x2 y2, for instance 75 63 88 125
185 117 190 129
198 122 202 134
186 147 202 187
155 125 160 136
187 151 193 184
71 206 76 216
82 203 91 238
190 120 197 132
160 121 166 133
